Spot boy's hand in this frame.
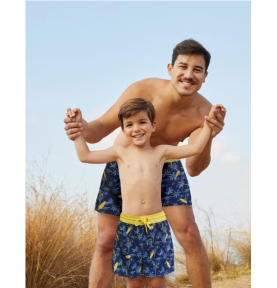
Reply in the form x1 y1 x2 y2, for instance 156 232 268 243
64 108 87 140
205 104 227 138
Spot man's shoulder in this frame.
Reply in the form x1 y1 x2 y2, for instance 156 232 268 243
131 78 168 90
194 93 212 116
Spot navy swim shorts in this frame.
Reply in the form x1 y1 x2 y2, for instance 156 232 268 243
112 211 174 278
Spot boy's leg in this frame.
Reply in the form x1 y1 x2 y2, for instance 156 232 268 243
127 276 146 288
163 205 211 288
89 213 119 288
147 276 166 288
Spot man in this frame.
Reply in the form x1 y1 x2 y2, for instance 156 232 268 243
64 39 226 288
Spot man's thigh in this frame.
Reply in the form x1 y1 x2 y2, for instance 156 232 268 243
97 213 120 248
163 205 197 237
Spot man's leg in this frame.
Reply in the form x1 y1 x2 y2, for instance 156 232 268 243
89 213 119 288
163 205 211 288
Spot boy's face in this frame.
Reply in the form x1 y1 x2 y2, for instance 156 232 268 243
167 54 208 97
122 111 156 146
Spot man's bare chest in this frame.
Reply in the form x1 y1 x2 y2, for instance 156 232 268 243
151 112 202 145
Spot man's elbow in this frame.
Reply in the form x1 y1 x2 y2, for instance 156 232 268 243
186 159 211 177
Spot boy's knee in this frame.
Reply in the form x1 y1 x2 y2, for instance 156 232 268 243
127 276 146 288
147 276 166 288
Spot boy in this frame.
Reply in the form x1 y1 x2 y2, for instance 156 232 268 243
73 98 216 288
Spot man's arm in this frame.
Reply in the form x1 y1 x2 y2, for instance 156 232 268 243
64 80 149 143
186 105 226 177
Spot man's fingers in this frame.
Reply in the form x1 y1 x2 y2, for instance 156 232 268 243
64 117 76 124
68 132 81 141
205 117 223 131
214 112 225 126
64 121 82 130
66 127 83 136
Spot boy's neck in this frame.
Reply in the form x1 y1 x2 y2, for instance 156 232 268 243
129 141 152 151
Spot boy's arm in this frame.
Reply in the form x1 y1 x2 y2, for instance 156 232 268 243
74 134 118 164
163 121 212 161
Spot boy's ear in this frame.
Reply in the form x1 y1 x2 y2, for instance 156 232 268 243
152 121 157 132
121 127 127 137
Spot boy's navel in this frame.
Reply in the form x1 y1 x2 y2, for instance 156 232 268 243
141 200 145 204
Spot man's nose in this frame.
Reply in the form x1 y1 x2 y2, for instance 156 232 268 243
184 68 193 79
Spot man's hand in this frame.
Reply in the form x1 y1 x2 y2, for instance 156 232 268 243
64 108 88 141
205 104 227 138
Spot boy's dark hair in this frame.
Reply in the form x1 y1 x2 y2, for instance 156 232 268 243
172 39 211 73
118 98 155 128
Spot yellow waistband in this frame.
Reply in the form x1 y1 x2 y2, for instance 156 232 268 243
165 159 180 163
120 211 166 232
120 211 166 225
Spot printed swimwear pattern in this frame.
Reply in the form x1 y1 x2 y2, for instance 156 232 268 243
112 220 174 278
95 161 192 216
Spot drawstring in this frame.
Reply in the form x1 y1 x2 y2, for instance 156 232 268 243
135 216 154 232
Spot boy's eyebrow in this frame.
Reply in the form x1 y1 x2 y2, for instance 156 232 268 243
178 62 204 70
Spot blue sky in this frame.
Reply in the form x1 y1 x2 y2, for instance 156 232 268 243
26 1 251 225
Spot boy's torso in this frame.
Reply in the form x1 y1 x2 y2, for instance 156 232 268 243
116 145 166 216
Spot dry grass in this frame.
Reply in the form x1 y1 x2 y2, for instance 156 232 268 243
174 204 251 284
26 160 97 288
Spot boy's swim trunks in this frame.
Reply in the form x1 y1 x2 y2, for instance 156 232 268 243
112 211 174 278
95 160 192 216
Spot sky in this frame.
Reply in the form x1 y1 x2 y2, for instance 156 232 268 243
26 1 251 227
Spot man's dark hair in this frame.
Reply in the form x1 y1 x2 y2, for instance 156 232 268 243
118 98 155 129
172 39 211 73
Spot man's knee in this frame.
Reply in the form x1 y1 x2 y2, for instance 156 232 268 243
174 221 202 247
95 230 116 254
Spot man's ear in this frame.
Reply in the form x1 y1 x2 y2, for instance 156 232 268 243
203 71 208 83
167 63 173 76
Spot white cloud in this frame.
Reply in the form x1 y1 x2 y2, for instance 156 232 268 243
211 135 240 164
220 151 240 164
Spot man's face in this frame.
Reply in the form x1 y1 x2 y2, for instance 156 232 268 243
167 54 208 97
122 111 156 146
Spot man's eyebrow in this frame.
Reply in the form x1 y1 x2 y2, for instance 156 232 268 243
178 62 204 70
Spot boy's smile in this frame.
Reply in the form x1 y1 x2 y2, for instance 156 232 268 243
122 111 156 147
